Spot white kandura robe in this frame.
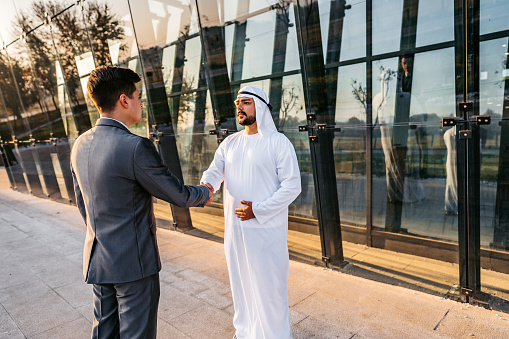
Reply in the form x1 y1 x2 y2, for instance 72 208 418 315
201 91 301 339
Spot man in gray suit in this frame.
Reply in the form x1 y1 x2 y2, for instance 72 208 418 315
71 66 213 339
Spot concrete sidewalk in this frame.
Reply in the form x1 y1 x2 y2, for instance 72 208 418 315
1 188 509 339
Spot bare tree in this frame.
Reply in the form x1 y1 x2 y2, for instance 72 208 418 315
279 84 301 129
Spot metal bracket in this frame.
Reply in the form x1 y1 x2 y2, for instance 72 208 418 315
472 115 490 125
442 117 458 127
458 130 472 139
460 287 473 297
459 101 473 113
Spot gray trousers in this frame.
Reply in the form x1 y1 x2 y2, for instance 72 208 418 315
91 273 160 339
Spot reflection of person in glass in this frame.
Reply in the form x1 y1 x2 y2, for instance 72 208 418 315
373 55 425 231
201 86 301 339
399 56 412 93
71 66 212 339
444 126 458 215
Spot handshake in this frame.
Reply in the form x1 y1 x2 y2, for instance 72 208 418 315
200 182 255 221
201 182 214 205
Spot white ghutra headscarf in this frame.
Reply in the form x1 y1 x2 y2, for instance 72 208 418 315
237 86 277 137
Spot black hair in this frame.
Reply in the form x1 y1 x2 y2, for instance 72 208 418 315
87 66 141 112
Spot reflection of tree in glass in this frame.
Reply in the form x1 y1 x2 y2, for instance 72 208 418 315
350 79 366 114
32 1 89 108
177 75 196 128
15 12 59 113
279 84 301 129
85 2 127 66
0 53 33 121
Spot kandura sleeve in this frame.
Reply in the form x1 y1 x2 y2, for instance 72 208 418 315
133 138 209 207
200 140 226 192
251 136 302 225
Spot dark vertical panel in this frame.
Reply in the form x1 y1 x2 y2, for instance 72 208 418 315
325 0 347 111
135 44 194 232
366 0 373 246
170 42 186 130
294 0 345 267
231 21 247 95
269 3 291 128
466 0 481 293
454 0 468 289
195 0 237 137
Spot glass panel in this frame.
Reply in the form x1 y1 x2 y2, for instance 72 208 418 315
372 0 403 56
45 3 96 135
242 11 276 79
86 0 149 136
318 0 367 61
372 49 457 241
480 0 509 35
318 0 331 57
284 3 300 72
176 90 216 186
340 1 366 61
479 37 509 252
335 63 366 226
279 74 315 219
415 0 454 47
249 0 278 14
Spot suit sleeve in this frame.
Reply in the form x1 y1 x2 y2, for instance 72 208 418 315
133 138 209 207
70 162 87 225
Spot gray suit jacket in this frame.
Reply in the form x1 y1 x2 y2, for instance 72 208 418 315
71 118 209 284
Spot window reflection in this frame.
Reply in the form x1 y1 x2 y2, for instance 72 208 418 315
415 0 454 47
480 38 509 251
480 0 509 35
242 11 276 79
372 0 403 56
335 64 367 225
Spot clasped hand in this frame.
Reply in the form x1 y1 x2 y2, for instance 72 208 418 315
235 200 255 221
201 182 214 205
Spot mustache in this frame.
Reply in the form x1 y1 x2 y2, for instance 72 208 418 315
237 110 246 115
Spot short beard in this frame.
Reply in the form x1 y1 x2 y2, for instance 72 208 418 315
238 112 256 126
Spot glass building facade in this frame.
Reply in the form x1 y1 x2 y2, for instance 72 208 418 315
0 0 508 291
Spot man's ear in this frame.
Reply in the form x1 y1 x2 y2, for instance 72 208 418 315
119 94 129 109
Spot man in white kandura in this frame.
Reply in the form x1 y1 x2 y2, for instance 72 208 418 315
201 86 301 339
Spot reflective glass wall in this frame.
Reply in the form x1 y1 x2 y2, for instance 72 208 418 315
0 0 508 273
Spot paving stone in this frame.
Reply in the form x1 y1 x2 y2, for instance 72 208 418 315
434 304 509 338
0 260 37 289
158 284 202 322
156 319 191 339
28 317 90 339
75 304 93 324
54 281 92 309
178 269 230 294
0 304 22 337
36 260 83 289
196 288 233 309
169 304 234 339
0 281 82 337
292 315 354 338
